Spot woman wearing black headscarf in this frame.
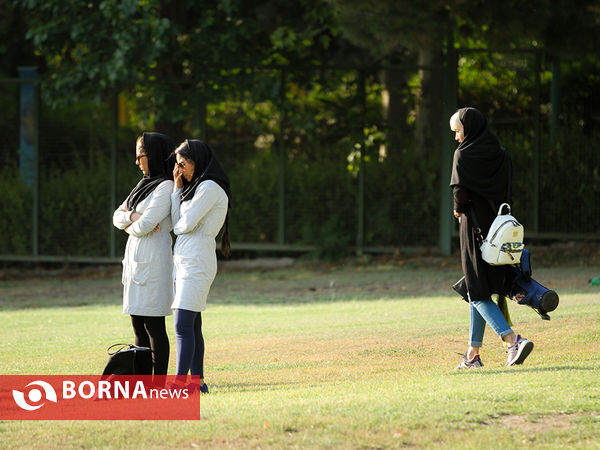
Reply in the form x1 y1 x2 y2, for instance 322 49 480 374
169 139 231 393
113 132 175 381
449 107 534 369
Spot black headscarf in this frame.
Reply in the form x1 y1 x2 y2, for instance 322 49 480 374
449 107 511 202
178 140 231 203
177 139 232 257
126 132 175 210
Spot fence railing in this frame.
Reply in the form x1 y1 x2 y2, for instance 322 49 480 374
1 46 599 264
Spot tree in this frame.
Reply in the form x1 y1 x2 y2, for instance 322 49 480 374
459 0 600 54
328 0 600 155
0 0 36 75
327 0 463 158
19 0 281 140
19 0 367 141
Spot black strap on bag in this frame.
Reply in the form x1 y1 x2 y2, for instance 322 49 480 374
468 161 513 247
469 205 484 246
469 199 500 246
101 344 153 377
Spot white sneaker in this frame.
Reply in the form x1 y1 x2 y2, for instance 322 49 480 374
506 335 534 366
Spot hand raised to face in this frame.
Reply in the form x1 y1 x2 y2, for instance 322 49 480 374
173 165 183 188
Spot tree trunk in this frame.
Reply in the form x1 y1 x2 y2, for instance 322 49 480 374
190 98 207 141
415 47 443 158
154 118 185 145
383 67 411 159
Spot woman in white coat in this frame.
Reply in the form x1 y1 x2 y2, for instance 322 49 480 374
113 132 175 380
171 139 231 393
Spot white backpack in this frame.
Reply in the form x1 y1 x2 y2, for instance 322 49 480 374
480 203 524 265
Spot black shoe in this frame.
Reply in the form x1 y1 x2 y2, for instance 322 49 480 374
188 382 209 394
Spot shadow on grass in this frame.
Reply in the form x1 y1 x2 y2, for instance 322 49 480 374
0 264 597 311
209 380 305 393
2 286 597 311
0 292 123 311
0 290 460 311
0 276 461 311
452 365 598 376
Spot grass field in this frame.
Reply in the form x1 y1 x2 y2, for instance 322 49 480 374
0 258 599 448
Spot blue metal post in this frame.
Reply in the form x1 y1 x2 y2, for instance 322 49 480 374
18 66 39 256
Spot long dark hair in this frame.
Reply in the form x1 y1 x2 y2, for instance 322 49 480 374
220 214 231 258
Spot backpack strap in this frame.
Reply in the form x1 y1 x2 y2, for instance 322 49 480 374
468 205 485 246
106 343 153 355
488 153 513 214
467 154 512 247
107 344 134 355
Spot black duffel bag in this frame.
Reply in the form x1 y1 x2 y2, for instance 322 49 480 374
101 344 153 376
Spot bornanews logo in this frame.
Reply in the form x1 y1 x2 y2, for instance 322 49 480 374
0 376 200 420
12 380 58 410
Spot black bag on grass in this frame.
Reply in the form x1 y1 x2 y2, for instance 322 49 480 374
101 344 153 376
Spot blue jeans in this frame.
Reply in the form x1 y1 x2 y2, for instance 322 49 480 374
469 297 513 347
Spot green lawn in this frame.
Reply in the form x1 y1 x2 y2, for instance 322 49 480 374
1 261 599 448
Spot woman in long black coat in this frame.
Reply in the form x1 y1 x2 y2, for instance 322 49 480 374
449 107 534 369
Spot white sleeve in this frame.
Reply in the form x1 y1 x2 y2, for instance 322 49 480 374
113 199 133 230
171 187 183 227
126 181 173 237
173 182 219 235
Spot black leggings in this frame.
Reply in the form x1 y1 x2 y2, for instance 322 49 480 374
174 309 204 379
130 315 170 376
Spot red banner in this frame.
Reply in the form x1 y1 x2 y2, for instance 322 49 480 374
0 376 200 420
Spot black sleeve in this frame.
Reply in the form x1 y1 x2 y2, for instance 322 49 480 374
453 185 470 213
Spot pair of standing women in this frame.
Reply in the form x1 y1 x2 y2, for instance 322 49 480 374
113 133 230 392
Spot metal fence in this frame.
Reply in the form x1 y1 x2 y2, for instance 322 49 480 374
1 48 599 264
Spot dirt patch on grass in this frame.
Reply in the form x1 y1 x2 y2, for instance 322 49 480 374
498 413 579 432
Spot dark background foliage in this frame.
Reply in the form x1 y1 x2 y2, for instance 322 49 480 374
0 0 598 258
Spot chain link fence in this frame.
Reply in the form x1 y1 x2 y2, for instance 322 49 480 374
1 51 598 263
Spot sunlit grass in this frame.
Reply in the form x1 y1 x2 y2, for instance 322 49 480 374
0 263 599 448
